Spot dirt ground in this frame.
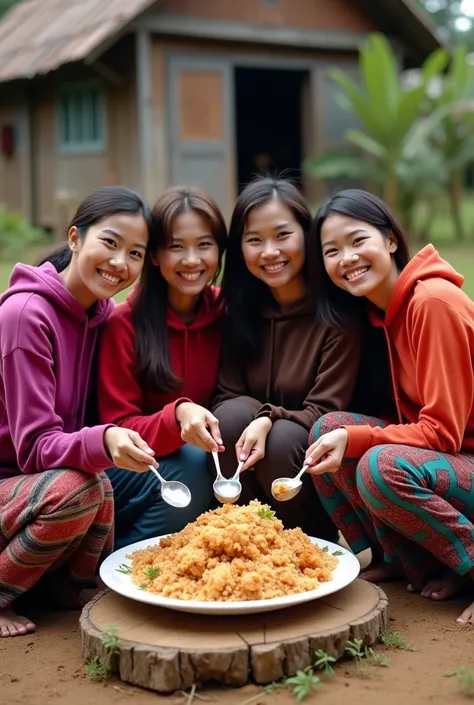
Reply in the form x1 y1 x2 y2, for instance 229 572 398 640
1 579 474 705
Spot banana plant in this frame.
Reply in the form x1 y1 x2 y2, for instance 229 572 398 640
303 33 449 230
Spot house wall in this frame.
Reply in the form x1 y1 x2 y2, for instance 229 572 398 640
0 84 30 215
148 35 360 213
158 0 377 31
0 36 140 231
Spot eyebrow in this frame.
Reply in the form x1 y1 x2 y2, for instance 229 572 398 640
171 233 213 241
244 221 292 236
322 228 368 247
101 228 147 252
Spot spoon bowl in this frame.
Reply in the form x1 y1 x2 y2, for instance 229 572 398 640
213 479 242 504
149 465 191 508
271 465 309 502
212 452 243 505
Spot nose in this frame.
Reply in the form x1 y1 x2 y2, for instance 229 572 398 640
182 248 201 266
261 242 280 259
340 248 359 267
109 252 127 271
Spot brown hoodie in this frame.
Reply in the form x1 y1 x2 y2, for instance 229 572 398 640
214 296 361 430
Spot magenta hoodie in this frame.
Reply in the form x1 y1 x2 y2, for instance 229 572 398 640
0 262 115 479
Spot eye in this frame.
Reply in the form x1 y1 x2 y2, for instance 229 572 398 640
169 243 183 251
130 250 144 259
199 240 215 248
323 247 338 257
353 236 367 246
277 231 292 238
102 237 117 247
245 237 261 245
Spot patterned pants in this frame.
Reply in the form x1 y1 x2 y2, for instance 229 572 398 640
311 412 474 586
0 469 114 608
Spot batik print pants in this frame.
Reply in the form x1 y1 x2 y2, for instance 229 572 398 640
311 412 474 586
0 469 114 608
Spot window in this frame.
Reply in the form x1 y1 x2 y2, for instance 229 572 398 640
58 83 106 153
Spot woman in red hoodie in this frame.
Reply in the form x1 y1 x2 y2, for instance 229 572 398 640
98 186 227 549
304 188 474 625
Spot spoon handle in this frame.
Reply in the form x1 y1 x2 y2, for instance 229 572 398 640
231 460 244 482
148 464 166 485
295 464 309 482
212 450 224 481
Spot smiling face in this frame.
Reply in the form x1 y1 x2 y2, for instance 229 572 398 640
151 209 220 313
320 213 399 310
241 197 306 304
66 212 149 309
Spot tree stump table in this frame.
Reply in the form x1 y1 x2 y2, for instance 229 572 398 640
80 580 388 693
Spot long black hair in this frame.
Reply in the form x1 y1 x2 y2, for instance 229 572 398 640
132 186 227 393
222 176 312 358
309 189 411 327
36 186 153 272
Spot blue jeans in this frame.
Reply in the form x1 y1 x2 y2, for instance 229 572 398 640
107 444 213 550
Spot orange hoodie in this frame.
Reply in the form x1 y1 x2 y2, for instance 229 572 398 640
345 244 474 457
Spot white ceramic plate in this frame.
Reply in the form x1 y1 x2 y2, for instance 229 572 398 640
100 535 360 615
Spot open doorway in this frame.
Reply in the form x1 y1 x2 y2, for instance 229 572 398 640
234 66 310 190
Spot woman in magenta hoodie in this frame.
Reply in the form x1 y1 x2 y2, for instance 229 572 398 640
98 186 227 549
0 187 156 638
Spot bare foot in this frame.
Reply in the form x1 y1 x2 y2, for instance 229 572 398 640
0 607 36 638
420 569 471 601
360 561 404 583
456 601 474 625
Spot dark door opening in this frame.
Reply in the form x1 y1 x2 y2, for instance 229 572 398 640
234 66 309 191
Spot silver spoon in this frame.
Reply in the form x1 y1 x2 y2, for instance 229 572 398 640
148 465 191 508
271 465 309 502
212 451 243 504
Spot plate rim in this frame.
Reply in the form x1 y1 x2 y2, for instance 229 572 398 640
100 534 360 613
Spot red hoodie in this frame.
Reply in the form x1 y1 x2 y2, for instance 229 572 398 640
98 287 224 457
345 245 474 457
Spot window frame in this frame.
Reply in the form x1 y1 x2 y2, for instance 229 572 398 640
57 81 107 154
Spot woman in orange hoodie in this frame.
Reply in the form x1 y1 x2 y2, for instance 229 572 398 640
304 189 474 626
98 186 227 549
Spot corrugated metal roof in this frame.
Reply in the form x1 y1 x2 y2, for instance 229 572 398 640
0 0 157 82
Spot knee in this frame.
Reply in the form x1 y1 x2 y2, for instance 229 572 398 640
356 445 398 499
310 412 355 443
266 420 307 459
213 399 257 442
42 469 107 514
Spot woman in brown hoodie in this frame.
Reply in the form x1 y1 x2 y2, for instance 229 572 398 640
212 177 362 539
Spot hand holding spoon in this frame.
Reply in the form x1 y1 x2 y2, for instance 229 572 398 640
271 465 309 502
148 465 191 508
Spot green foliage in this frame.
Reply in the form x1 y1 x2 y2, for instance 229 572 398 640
302 32 474 240
380 630 414 651
83 625 122 681
257 506 276 520
0 205 48 260
285 669 321 701
444 666 474 697
314 648 336 676
0 0 18 18
115 562 132 575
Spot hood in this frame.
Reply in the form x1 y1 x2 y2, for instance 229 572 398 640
127 284 224 330
0 262 112 327
262 295 315 320
382 245 463 326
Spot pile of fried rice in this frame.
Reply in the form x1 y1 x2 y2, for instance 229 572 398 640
127 500 339 601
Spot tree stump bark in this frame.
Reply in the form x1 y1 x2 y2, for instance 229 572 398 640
80 579 388 693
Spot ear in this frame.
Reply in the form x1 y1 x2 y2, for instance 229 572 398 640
67 226 80 253
387 233 398 254
150 250 160 267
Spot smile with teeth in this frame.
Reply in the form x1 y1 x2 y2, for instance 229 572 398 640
97 269 123 285
262 262 287 273
345 266 369 282
178 271 203 281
